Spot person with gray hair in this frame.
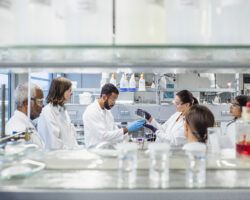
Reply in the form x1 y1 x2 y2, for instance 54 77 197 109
6 82 45 148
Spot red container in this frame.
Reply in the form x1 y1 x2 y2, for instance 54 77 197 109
236 141 250 156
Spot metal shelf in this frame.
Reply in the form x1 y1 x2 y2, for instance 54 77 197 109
72 87 236 93
0 45 250 73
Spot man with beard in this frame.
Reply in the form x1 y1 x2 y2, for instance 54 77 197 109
83 83 145 148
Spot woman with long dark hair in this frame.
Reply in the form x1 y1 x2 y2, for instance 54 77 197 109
226 95 249 146
38 77 78 149
137 90 198 146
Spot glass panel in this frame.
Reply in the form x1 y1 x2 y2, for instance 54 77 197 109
13 0 65 45
10 0 113 45
1 0 250 46
64 0 113 44
116 0 166 44
30 72 51 94
0 0 15 45
116 0 250 45
31 72 50 80
31 79 50 91
211 0 250 44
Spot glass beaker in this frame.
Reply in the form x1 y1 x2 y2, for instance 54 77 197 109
207 127 221 155
148 143 170 183
183 142 207 188
116 143 138 187
186 150 206 187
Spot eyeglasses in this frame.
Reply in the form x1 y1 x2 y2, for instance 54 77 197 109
31 98 44 106
105 95 117 104
108 97 117 104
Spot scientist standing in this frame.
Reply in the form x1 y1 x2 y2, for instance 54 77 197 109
137 90 198 146
226 95 249 146
6 83 44 148
83 83 145 148
38 77 78 150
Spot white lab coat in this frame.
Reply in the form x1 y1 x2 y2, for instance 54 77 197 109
5 110 44 148
83 100 124 148
150 112 187 146
225 119 237 148
37 103 78 150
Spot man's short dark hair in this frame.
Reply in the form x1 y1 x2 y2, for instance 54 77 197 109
100 83 119 97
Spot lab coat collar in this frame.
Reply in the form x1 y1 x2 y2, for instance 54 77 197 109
14 110 29 121
227 118 237 127
49 103 66 113
174 112 185 124
14 110 35 127
94 99 106 113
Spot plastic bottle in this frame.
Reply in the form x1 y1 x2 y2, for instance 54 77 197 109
129 73 137 92
236 102 250 156
151 81 156 89
124 74 129 91
100 72 109 88
110 73 117 86
138 73 146 91
159 76 167 89
120 73 129 92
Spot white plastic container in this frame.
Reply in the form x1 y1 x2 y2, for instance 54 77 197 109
207 127 221 155
151 81 156 89
110 73 117 86
129 73 137 92
79 92 92 105
71 81 77 89
100 72 109 88
120 73 129 92
138 73 146 91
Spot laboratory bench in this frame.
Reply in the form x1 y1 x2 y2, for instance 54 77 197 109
1 169 250 200
1 148 250 200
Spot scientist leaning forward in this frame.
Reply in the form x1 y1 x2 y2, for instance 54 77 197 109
83 83 145 148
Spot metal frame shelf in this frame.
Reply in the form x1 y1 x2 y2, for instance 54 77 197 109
1 45 250 73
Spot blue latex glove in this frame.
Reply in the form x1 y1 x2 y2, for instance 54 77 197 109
136 109 151 121
144 124 158 133
127 119 146 132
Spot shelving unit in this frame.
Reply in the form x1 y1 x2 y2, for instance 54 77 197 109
1 1 250 199
71 86 236 105
0 45 247 200
1 45 250 73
